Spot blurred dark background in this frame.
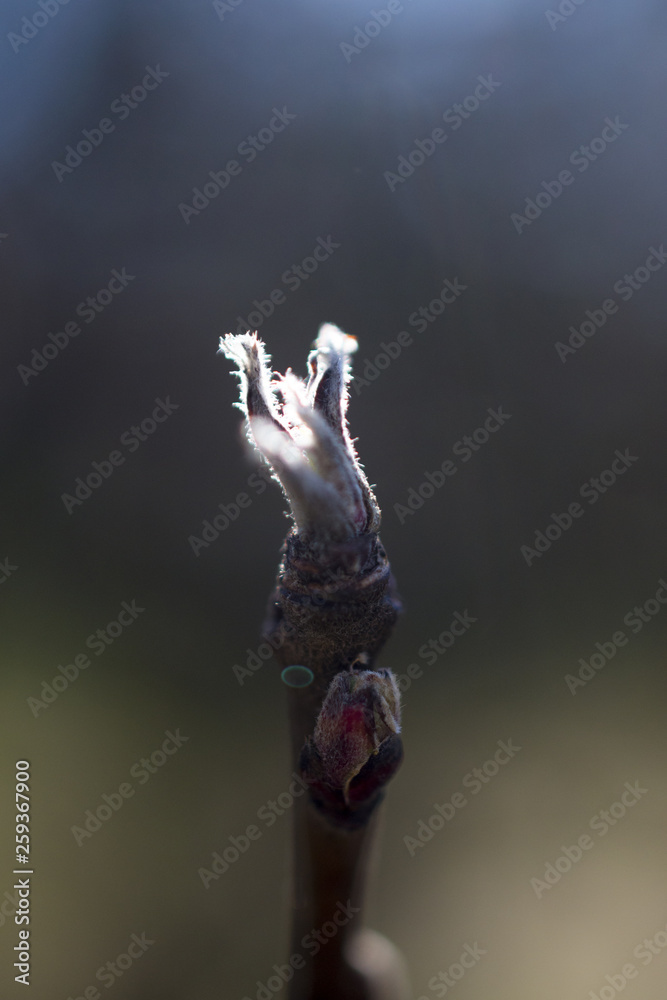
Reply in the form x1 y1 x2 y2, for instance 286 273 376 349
1 0 666 997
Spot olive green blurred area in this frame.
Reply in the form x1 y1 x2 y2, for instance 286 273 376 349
1 0 667 997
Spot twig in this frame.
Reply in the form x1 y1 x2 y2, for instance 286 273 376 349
222 325 410 1000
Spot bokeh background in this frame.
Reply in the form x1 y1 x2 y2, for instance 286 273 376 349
1 0 666 997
